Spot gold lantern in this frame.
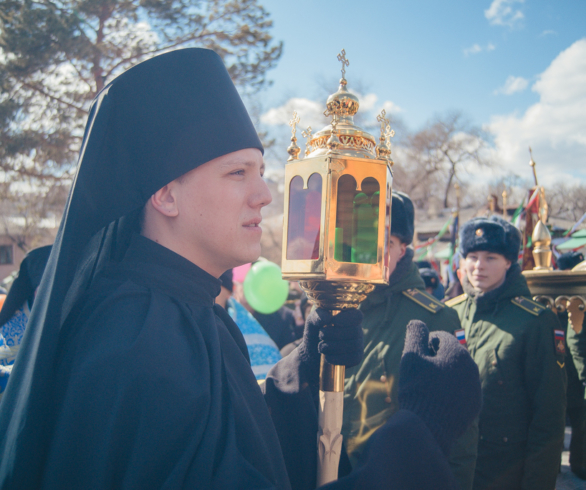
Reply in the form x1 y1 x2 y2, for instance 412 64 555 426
281 50 394 485
282 49 393 303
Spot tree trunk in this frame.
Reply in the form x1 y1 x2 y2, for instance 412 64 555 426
444 170 455 209
92 6 112 93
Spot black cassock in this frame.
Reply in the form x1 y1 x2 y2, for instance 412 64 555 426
43 234 317 489
0 50 319 489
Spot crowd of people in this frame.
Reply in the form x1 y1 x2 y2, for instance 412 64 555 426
0 48 584 490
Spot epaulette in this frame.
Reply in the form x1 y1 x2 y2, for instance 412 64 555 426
511 296 547 316
445 294 467 307
402 289 445 313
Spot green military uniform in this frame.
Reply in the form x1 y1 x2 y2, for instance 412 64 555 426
560 312 586 410
567 313 586 477
342 261 461 466
568 313 586 391
449 270 566 490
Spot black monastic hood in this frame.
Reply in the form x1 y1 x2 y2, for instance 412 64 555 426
0 48 263 486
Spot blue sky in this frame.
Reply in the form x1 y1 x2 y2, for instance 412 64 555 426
258 0 586 185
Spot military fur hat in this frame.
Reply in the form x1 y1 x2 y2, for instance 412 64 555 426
391 191 415 245
459 216 521 263
419 268 440 290
558 251 584 271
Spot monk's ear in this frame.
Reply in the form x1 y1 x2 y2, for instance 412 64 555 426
149 183 179 217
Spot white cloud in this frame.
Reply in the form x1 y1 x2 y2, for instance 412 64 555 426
487 39 586 184
382 100 403 114
494 75 529 95
485 0 525 28
463 43 496 56
347 92 403 115
261 97 328 131
540 30 556 37
0 48 16 64
464 44 482 56
357 92 378 111
261 93 403 132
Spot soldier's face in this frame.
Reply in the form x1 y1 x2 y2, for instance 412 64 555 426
464 251 511 292
387 235 407 276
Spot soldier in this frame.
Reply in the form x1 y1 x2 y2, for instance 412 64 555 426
342 192 471 487
418 264 445 300
447 216 566 490
561 251 586 480
567 308 586 480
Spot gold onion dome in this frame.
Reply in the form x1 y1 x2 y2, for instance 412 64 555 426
326 78 359 117
303 50 388 161
308 78 378 159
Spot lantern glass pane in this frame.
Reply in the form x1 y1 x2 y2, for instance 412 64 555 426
334 175 380 264
286 173 322 260
384 170 392 268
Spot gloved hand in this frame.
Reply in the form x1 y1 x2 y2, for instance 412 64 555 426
323 320 480 490
298 307 363 386
398 320 481 455
326 410 459 490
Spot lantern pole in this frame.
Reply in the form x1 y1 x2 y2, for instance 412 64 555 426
280 49 393 486
316 49 350 486
316 331 345 486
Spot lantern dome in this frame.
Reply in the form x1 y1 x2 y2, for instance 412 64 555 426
326 78 360 117
308 75 377 160
303 50 383 160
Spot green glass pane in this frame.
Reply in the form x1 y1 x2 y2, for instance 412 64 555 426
335 175 357 262
335 176 380 264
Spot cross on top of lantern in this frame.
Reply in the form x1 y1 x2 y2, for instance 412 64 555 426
281 50 395 309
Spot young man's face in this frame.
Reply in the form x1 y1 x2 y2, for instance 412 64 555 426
387 235 407 276
169 148 271 276
464 250 511 292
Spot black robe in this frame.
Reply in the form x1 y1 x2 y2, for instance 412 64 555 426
0 50 324 490
41 234 318 489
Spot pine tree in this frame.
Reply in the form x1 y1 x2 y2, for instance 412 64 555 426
0 0 281 250
0 0 281 183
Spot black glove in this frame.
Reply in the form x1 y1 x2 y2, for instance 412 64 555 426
324 320 480 490
398 320 481 455
298 307 363 386
325 410 459 490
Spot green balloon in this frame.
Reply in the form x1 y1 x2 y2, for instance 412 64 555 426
243 261 289 314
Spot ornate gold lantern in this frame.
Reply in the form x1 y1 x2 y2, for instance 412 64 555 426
281 50 394 485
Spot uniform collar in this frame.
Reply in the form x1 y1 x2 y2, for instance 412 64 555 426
363 250 425 309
